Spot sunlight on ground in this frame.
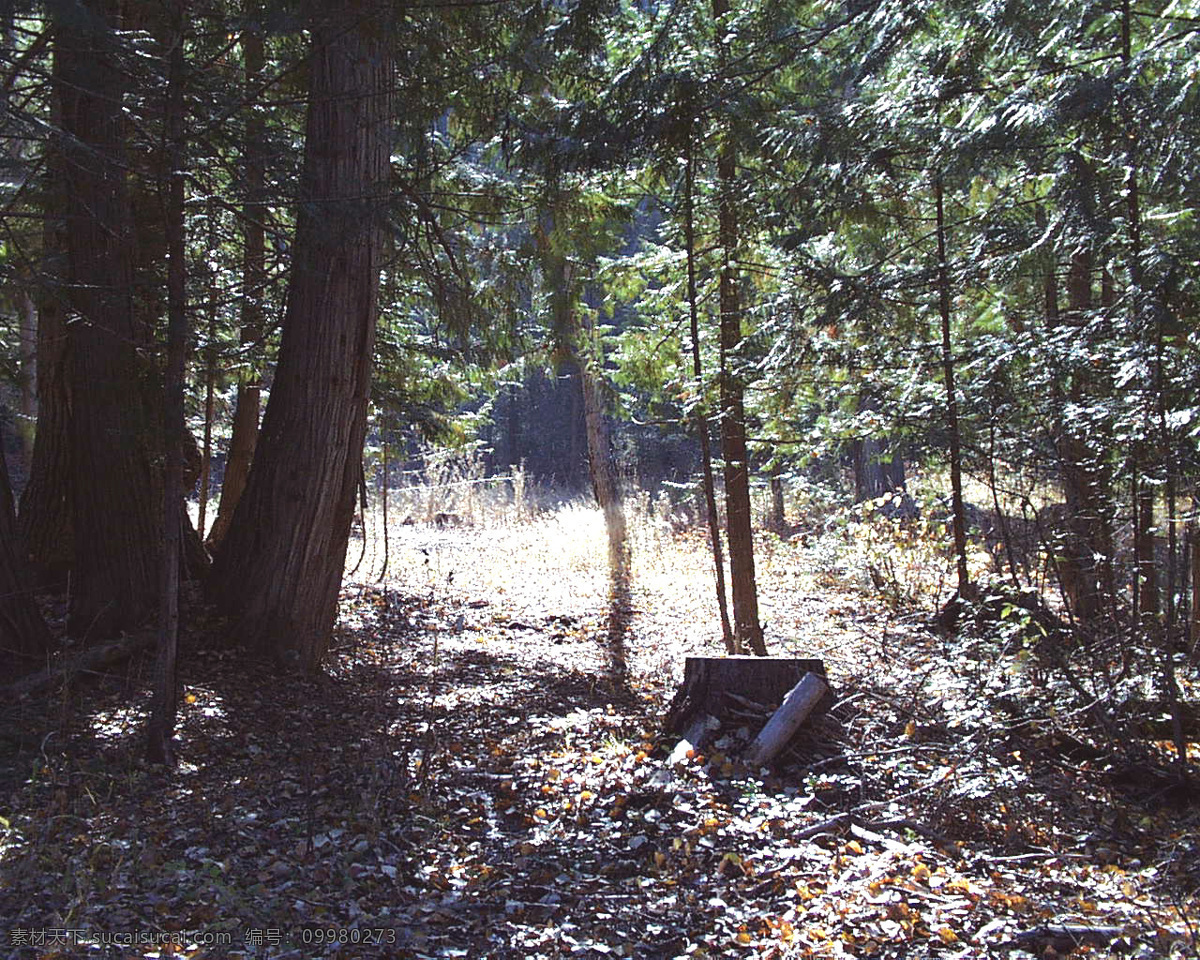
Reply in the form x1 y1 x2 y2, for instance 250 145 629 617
347 500 612 615
340 493 917 695
87 704 147 743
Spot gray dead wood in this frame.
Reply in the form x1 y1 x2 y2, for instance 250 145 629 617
668 712 720 767
744 672 830 766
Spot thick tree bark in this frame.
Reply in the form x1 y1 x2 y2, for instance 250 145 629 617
207 20 265 551
147 6 187 765
18 283 71 598
712 0 764 655
207 4 391 671
56 0 162 638
0 437 52 672
18 60 71 593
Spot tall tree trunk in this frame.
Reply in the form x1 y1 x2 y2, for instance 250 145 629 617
377 419 390 582
19 53 72 593
712 0 764 655
207 4 391 671
17 291 36 465
0 433 52 672
544 235 628 578
147 7 187 764
577 318 628 578
1050 250 1109 622
934 174 972 601
684 136 735 653
1190 505 1199 655
55 0 162 638
767 465 786 535
207 17 265 551
198 287 217 539
1117 0 1158 627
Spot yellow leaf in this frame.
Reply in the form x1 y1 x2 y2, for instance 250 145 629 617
937 927 958 944
912 863 931 882
846 840 864 855
185 693 197 704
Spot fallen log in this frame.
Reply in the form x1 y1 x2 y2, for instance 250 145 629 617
1001 924 1134 954
2 631 154 701
744 672 830 766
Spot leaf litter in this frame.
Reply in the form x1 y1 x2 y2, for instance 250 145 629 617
1 503 1197 958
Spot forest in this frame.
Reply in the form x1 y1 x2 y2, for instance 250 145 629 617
0 0 1198 956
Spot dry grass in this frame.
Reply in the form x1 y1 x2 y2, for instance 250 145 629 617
341 481 938 698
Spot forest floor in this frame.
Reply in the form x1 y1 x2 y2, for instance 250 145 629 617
1 499 1199 959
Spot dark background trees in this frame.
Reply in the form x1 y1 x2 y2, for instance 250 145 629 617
0 0 1195 766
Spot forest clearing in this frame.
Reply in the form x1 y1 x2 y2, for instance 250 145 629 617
2 484 1198 959
2 0 1200 958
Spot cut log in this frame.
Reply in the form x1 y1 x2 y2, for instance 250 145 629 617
744 672 830 767
2 631 153 701
665 655 827 734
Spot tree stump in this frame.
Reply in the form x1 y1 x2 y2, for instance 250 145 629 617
665 656 830 734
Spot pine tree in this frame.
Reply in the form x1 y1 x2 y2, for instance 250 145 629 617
207 1 392 670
